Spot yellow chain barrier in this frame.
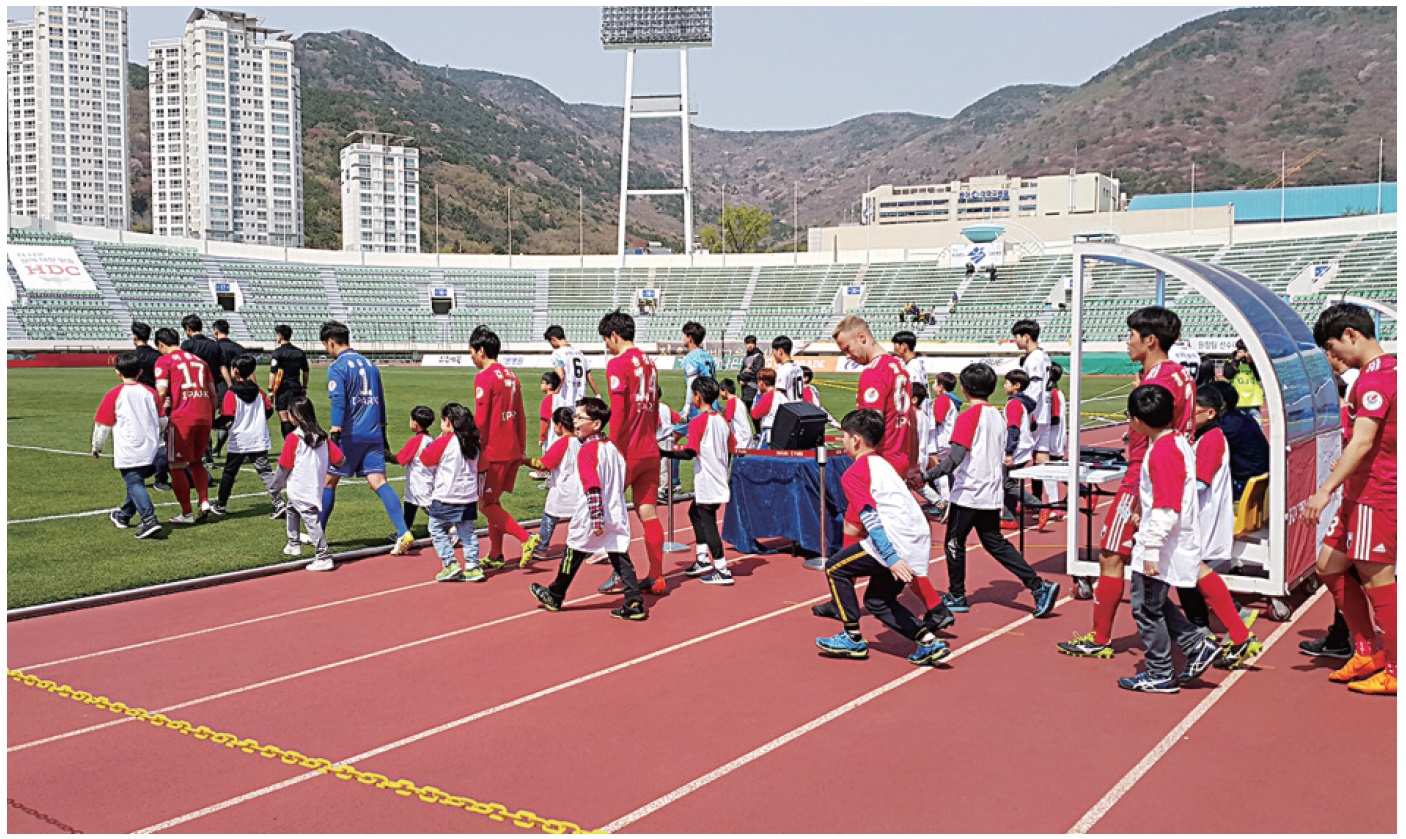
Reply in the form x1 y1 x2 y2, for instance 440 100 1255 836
8 669 603 834
811 379 858 393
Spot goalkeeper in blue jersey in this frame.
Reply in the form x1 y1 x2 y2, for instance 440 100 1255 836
318 321 414 555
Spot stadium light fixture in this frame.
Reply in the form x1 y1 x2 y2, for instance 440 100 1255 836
605 7 712 266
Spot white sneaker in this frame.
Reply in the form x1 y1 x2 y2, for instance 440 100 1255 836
195 502 211 523
305 557 335 572
283 542 303 557
586 551 610 564
170 512 196 524
389 531 415 556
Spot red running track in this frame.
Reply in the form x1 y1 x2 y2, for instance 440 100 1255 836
7 429 1396 834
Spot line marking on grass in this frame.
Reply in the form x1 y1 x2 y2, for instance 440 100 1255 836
597 595 1074 833
7 476 405 524
129 580 831 834
8 444 110 458
1066 588 1324 834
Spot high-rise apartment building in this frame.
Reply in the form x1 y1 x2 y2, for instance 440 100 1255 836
340 131 420 253
7 6 131 229
148 9 302 246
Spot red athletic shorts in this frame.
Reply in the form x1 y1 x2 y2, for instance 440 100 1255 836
1324 500 1396 564
1099 486 1138 558
626 455 662 507
480 460 520 502
166 422 211 465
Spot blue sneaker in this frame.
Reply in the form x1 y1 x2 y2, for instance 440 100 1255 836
1117 672 1180 694
941 592 970 613
1031 580 1060 619
1177 638 1221 684
908 638 951 666
816 632 869 659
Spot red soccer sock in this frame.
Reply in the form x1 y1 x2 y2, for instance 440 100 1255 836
642 517 664 579
1092 574 1125 646
1365 583 1397 676
171 469 192 515
190 463 210 504
910 576 942 611
483 503 528 545
1198 571 1248 645
487 523 503 559
1320 570 1378 658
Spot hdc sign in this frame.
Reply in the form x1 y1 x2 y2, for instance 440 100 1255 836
6 245 98 293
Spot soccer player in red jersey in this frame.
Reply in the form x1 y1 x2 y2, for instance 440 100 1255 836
1059 307 1214 659
828 314 949 629
1307 303 1397 695
470 326 540 569
152 327 215 523
598 311 667 595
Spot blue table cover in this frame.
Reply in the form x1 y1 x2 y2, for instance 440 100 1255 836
722 454 853 556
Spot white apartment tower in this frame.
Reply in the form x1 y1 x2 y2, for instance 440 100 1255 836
7 6 131 229
340 131 420 253
148 9 302 246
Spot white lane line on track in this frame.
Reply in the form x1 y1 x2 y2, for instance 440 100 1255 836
8 476 405 525
597 594 1076 833
130 585 843 835
1066 587 1325 834
10 549 725 754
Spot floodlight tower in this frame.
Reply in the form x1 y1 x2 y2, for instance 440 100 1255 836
602 6 712 265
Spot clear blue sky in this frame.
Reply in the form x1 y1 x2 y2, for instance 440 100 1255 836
118 4 1230 132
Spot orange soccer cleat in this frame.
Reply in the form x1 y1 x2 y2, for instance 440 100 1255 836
1038 509 1052 532
1329 651 1386 683
1347 669 1397 696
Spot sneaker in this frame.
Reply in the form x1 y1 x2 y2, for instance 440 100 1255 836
518 534 542 569
1177 638 1222 684
109 509 130 529
480 555 506 571
529 470 550 480
908 638 951 666
1000 518 1020 531
923 604 956 633
812 600 842 621
209 503 228 516
282 542 303 557
1299 634 1353 660
268 498 288 520
1057 631 1114 659
816 631 869 659
640 576 667 595
461 564 486 583
300 531 315 545
530 582 562 612
1117 672 1181 694
585 551 610 564
1031 580 1060 619
195 502 211 523
1037 508 1052 532
598 571 623 593
610 600 648 621
941 592 970 613
435 565 463 583
1330 651 1386 684
700 569 734 586
134 521 162 540
1215 636 1264 670
389 531 415 556
1347 669 1398 696
170 512 196 525
685 557 714 577
152 480 173 493
306 557 335 572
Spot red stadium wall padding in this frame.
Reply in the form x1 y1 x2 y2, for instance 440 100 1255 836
8 353 118 368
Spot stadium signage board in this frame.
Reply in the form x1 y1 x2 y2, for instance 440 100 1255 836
6 245 98 293
948 244 1005 269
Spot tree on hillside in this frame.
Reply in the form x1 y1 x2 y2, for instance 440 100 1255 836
699 205 773 253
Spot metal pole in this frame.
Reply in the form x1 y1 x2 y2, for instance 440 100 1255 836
664 457 687 552
721 182 726 265
865 175 872 263
1280 150 1286 232
1378 137 1384 215
579 187 584 269
1189 160 1195 243
434 183 439 253
804 444 829 570
1068 247 1085 564
793 181 798 265
617 49 635 267
1155 270 1166 307
680 48 693 262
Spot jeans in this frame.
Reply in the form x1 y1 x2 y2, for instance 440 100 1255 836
118 465 157 526
429 500 478 568
538 512 563 547
1131 572 1207 680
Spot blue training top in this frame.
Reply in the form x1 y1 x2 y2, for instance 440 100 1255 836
682 348 717 389
326 349 388 442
